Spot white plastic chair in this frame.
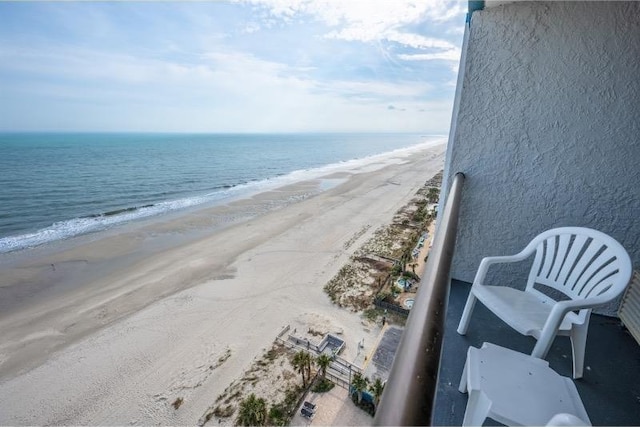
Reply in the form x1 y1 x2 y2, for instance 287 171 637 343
457 227 632 379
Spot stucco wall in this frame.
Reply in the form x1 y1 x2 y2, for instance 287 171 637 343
443 1 640 314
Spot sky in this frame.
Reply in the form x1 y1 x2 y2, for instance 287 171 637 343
0 1 467 133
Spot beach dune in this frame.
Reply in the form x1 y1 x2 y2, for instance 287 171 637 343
0 142 446 425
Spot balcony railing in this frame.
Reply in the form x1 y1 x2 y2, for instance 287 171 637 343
374 172 465 426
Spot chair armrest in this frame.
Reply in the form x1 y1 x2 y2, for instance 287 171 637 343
532 297 611 359
472 247 535 287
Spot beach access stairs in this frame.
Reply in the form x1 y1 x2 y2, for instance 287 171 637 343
275 325 362 389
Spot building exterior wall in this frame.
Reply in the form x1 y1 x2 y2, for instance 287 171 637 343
443 1 640 314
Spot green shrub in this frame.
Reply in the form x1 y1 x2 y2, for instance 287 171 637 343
284 386 301 407
402 271 420 281
268 405 287 426
391 264 402 275
363 308 380 322
376 291 394 303
312 378 335 393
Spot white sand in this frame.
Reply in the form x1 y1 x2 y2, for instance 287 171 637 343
0 141 446 425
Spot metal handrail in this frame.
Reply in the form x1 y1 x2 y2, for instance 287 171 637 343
373 172 465 426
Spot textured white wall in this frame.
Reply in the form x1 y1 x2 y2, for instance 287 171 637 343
444 2 640 313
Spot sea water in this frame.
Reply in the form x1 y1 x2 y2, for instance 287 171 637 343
0 133 441 253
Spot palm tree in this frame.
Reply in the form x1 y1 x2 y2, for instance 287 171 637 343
399 249 412 274
304 351 313 382
237 393 267 426
316 353 332 379
370 378 385 408
292 351 308 387
351 372 369 404
410 262 418 274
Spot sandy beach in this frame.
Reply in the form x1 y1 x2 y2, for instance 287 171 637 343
0 141 446 425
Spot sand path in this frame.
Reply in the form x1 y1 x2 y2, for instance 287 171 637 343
0 142 445 425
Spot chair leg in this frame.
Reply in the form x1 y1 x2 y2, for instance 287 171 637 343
459 357 469 393
570 323 589 379
457 292 477 335
462 390 491 427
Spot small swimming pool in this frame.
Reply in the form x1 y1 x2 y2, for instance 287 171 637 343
404 298 415 309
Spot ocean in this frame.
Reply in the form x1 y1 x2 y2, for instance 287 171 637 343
0 133 442 253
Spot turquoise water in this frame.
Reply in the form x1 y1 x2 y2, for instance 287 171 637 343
0 133 437 252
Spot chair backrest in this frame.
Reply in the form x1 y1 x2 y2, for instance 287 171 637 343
524 227 632 307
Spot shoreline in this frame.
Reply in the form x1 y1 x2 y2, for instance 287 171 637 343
0 137 444 254
0 141 446 425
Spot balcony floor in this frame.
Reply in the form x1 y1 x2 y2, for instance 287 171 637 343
434 280 640 426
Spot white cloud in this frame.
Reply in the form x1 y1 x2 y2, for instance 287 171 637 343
242 0 464 43
384 31 456 50
241 0 465 66
424 0 467 23
398 50 461 62
1 40 443 130
241 22 262 33
243 0 464 28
